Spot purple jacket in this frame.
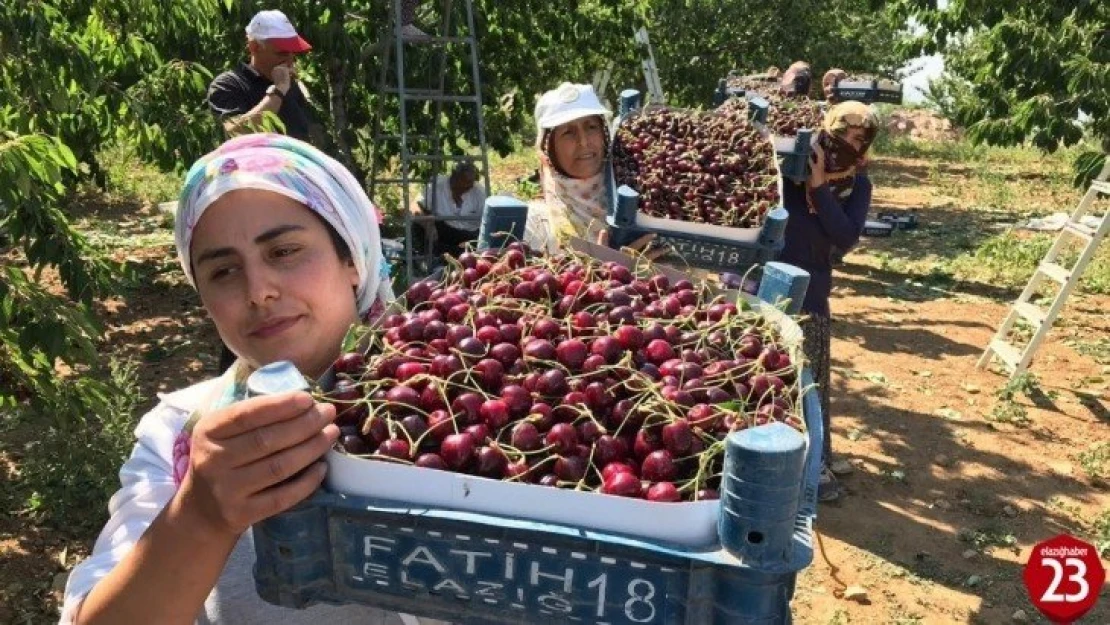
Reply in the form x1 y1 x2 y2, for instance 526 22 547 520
777 175 872 317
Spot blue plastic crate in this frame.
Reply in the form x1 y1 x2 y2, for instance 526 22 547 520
604 184 787 275
477 196 529 251
252 367 824 625
772 131 813 184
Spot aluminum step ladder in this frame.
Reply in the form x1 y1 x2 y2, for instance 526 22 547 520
368 0 492 285
634 26 664 104
978 159 1110 378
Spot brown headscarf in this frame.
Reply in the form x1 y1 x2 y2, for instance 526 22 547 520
822 68 848 103
807 101 879 214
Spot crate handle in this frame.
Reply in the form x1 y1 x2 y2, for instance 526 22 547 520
796 367 824 522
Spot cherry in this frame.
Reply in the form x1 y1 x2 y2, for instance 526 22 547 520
479 399 511 430
614 325 645 350
646 481 681 502
510 421 541 451
544 423 578 455
476 445 508 477
440 433 476 470
645 339 676 364
641 450 676 482
333 352 365 375
602 471 642 497
415 453 448 470
556 339 589 370
340 433 371 455
377 438 411 460
500 384 531 416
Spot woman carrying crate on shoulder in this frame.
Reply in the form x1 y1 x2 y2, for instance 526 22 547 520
60 134 448 625
524 81 665 260
779 101 879 502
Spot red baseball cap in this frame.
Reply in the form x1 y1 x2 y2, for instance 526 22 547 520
246 10 312 54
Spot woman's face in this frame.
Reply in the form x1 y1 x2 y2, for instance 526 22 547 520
841 127 869 153
550 116 606 179
190 189 360 378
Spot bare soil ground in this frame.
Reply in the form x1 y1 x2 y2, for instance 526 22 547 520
1 147 1107 624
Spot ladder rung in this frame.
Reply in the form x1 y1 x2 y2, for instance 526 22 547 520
384 35 471 45
1013 302 1046 326
1092 180 1110 195
406 154 484 162
374 134 434 142
386 89 479 103
1063 223 1095 242
1037 262 1071 284
989 339 1022 369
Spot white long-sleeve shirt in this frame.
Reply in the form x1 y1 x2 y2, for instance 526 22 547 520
420 175 486 232
60 378 448 625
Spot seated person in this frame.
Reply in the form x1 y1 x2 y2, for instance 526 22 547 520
411 162 486 257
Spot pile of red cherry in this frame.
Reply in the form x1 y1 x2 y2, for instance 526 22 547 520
324 243 804 502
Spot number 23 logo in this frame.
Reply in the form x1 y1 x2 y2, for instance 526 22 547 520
1041 558 1089 603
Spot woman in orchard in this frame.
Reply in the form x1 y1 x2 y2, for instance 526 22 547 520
61 134 448 625
778 101 878 502
525 82 665 259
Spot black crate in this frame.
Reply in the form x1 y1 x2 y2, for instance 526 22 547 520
831 78 902 105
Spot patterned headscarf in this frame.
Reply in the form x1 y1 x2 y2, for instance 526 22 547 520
807 101 878 213
176 133 394 316
169 135 395 482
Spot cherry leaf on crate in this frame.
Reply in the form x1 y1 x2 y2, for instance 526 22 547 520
715 400 744 412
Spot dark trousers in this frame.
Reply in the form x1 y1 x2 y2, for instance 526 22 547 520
434 222 478 258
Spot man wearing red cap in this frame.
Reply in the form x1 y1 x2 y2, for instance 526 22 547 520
207 10 316 142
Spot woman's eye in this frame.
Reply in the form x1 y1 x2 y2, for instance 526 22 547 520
209 266 236 281
273 246 301 259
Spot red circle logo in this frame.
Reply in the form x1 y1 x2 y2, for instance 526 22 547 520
1023 534 1106 623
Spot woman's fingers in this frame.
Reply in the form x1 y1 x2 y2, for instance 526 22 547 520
202 392 315 440
226 425 339 495
596 229 610 247
217 401 338 469
246 461 329 523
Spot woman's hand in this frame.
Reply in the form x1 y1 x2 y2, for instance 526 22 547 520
176 391 339 538
808 143 827 189
597 229 670 261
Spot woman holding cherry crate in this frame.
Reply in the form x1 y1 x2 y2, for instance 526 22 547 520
61 134 448 625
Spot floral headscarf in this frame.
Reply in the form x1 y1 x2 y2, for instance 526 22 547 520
176 133 394 316
170 134 395 485
807 101 878 214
